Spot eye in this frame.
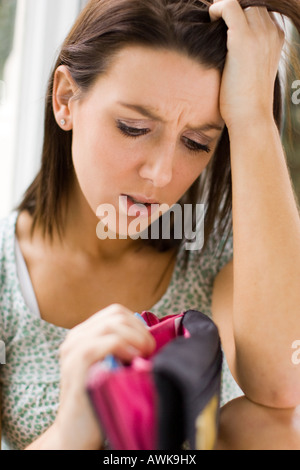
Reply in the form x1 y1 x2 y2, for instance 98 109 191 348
117 121 150 138
182 136 211 154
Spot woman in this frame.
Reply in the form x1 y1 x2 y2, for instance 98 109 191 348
1 0 300 450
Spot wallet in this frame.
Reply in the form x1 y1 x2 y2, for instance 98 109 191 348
86 310 222 450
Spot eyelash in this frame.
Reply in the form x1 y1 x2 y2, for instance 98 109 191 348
117 121 211 154
181 137 211 154
117 122 150 138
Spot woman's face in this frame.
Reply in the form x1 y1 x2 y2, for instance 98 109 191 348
68 46 224 236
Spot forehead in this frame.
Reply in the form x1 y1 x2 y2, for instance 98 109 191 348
89 46 222 124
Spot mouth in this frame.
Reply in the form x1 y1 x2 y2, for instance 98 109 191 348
126 194 160 205
120 194 160 218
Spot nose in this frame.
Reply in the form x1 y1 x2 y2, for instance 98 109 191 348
138 142 175 188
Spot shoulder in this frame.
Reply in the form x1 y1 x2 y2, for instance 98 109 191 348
0 211 18 264
0 211 19 286
171 228 234 317
0 211 16 237
0 211 19 300
0 212 19 338
185 227 233 281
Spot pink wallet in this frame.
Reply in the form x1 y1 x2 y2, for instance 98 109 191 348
86 310 222 450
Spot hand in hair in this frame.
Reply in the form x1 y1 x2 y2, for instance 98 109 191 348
209 0 285 130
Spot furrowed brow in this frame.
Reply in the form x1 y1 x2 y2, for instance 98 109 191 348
117 101 224 132
189 123 224 133
117 102 165 121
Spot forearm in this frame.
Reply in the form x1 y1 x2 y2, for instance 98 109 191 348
229 115 300 407
25 423 68 450
25 423 103 450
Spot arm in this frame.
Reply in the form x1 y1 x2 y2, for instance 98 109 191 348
210 0 300 408
229 113 300 408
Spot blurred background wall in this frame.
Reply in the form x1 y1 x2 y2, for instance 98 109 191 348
0 0 87 218
0 0 299 219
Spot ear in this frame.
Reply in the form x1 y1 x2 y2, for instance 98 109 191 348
52 65 78 131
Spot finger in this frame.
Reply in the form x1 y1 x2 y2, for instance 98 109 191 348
89 309 152 344
243 7 265 29
258 8 286 37
67 304 142 340
62 322 155 359
244 6 276 31
83 303 136 328
209 0 248 30
61 310 155 358
244 7 285 45
99 321 155 356
61 333 151 381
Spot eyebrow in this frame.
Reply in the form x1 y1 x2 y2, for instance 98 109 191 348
118 102 163 121
117 101 224 133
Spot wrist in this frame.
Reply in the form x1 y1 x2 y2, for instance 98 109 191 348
226 110 277 140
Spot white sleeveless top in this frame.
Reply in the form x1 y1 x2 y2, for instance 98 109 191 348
15 237 40 318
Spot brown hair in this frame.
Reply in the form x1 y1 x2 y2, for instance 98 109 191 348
17 0 300 254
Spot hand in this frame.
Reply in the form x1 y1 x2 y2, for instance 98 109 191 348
53 304 155 450
209 0 285 130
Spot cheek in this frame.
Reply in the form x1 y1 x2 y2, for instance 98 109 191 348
71 121 137 204
72 122 115 176
174 154 211 194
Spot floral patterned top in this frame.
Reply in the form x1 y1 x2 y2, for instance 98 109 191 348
0 211 243 450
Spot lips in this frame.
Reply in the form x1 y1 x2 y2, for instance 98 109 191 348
119 194 160 218
123 194 160 205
